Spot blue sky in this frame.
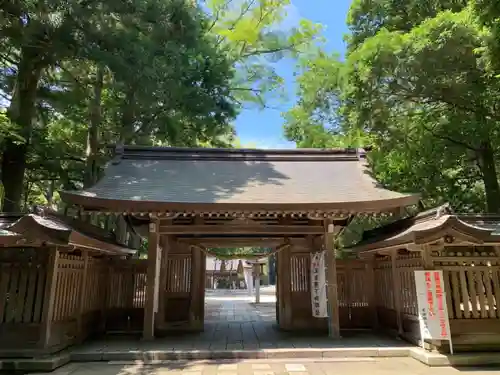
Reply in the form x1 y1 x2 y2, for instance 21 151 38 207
235 0 351 149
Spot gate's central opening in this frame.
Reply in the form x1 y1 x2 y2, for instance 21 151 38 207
205 248 277 323
202 248 278 345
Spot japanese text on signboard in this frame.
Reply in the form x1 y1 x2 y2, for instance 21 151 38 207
310 251 327 318
415 270 451 341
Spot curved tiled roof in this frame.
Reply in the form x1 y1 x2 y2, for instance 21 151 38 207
60 146 419 212
348 204 500 253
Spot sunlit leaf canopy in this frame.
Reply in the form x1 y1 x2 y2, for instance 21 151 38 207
284 0 500 215
0 0 319 213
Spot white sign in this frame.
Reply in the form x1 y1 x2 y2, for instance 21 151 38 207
310 251 328 318
414 270 453 354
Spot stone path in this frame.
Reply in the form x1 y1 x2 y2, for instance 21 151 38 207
32 358 500 375
73 289 408 354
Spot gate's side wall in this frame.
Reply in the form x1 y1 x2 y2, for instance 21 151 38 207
157 241 205 332
373 253 422 339
278 244 373 332
105 258 147 333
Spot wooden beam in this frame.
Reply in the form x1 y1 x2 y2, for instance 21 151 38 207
39 247 60 349
159 225 324 235
177 237 286 247
77 250 89 341
324 220 341 339
143 219 160 340
177 237 312 249
391 250 403 335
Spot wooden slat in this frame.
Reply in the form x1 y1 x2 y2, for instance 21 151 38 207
33 266 46 323
483 271 496 318
39 248 60 348
477 270 488 319
0 266 11 322
460 270 471 318
444 271 454 319
492 270 500 319
15 268 29 323
468 270 479 318
451 271 462 319
23 266 38 323
5 266 20 323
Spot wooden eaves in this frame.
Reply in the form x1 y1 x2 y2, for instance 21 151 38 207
346 204 500 255
4 211 136 256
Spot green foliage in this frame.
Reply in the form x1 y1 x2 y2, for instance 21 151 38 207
206 0 322 106
0 0 319 212
284 1 500 214
210 247 272 259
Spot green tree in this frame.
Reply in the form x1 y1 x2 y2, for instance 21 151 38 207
285 3 500 213
206 0 321 106
0 0 237 211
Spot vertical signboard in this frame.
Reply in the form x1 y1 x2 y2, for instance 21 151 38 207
310 251 328 318
414 270 453 354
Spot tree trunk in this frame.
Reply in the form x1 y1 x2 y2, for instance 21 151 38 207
84 66 104 188
478 141 500 213
120 88 136 144
1 48 43 212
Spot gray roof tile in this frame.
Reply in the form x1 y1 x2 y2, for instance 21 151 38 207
62 147 419 209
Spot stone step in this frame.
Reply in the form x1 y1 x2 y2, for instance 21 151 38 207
0 352 70 372
70 347 411 362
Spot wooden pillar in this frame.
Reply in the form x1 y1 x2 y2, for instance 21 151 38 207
39 247 60 348
278 248 292 329
366 254 378 329
421 245 434 269
190 245 202 329
324 220 341 339
391 250 403 335
254 264 261 303
275 251 280 324
198 251 206 326
100 257 111 332
143 219 161 340
77 250 89 341
157 235 170 330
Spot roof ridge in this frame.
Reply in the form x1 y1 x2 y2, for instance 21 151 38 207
108 144 365 155
107 145 370 162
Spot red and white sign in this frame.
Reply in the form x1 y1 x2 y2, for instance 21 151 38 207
414 270 453 353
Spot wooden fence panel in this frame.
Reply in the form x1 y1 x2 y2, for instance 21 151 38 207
105 259 147 332
0 250 47 325
374 257 396 329
337 259 371 329
397 254 423 317
163 254 192 323
52 254 83 322
433 250 500 320
290 253 311 326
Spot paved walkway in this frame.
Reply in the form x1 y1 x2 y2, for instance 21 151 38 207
74 288 406 353
32 358 500 375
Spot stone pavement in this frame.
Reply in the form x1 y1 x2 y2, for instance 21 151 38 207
31 358 500 375
72 289 409 354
